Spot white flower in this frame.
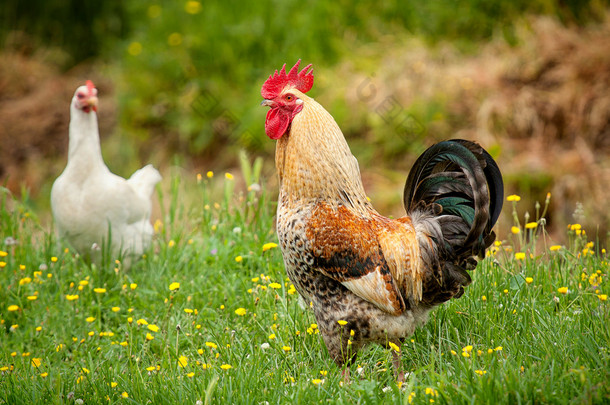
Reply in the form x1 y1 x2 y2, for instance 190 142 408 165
260 343 270 350
232 227 242 234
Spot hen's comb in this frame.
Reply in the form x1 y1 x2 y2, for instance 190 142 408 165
86 80 96 95
261 59 314 99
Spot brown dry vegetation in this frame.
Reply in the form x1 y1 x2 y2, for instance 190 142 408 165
1 14 608 244
332 15 610 244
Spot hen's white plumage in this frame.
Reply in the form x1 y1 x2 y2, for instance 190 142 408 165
51 81 161 266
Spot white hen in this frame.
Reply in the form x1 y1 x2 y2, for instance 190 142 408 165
51 81 161 266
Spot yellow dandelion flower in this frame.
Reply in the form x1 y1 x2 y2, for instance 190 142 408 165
167 32 182 46
51 256 58 262
235 256 243 263
268 333 276 340
205 342 218 349
86 316 95 323
234 307 246 316
225 173 234 180
111 307 121 313
31 358 42 368
525 277 533 284
93 288 106 294
146 333 154 341
40 372 48 377
481 295 487 301
221 364 232 370
511 226 520 234
312 379 323 385
475 369 487 376
168 240 175 248
127 42 142 56
262 242 278 252
178 356 188 368
35 326 42 331
515 252 526 260
337 320 347 326
597 294 607 301
0 261 6 267
184 308 194 314
269 282 281 289
121 392 129 399
7 305 19 312
282 346 291 352
549 245 561 252
507 195 521 202
206 171 214 178
66 294 79 301
570 224 582 231
27 295 38 301
425 387 438 396
494 346 503 351
185 1 202 14
169 282 180 291
450 350 457 355
147 324 159 332
136 319 148 326
388 342 400 352
0 250 6 257
79 280 89 286
320 370 328 376
525 222 537 229
19 277 32 285
558 287 568 294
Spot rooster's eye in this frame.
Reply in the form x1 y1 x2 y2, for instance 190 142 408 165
285 95 293 101
77 93 85 99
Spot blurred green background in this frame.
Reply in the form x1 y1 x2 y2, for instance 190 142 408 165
1 0 609 244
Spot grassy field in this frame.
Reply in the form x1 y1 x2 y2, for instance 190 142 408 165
0 164 608 404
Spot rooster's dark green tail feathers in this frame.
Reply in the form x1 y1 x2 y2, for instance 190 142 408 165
404 139 504 259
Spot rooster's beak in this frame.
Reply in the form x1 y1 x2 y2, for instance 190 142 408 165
261 99 275 107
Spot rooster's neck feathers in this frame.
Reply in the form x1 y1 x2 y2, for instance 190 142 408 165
276 93 371 213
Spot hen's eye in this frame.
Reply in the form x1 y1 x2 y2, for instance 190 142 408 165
285 95 293 101
77 93 85 99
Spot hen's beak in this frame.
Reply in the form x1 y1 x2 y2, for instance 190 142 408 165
88 96 99 108
260 99 275 107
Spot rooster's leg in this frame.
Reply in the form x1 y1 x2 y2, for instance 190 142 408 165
392 351 405 382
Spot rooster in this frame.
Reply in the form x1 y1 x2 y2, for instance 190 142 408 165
261 61 503 377
51 81 161 267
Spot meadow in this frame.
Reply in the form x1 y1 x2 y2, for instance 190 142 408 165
0 158 608 404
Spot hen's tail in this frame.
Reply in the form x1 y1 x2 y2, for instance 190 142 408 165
404 139 503 305
127 164 162 200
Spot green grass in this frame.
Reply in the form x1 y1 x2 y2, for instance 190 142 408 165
0 170 608 404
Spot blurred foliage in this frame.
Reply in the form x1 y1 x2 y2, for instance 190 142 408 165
113 0 608 163
0 0 127 66
1 0 606 161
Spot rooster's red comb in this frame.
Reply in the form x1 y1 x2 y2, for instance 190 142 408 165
261 60 314 99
